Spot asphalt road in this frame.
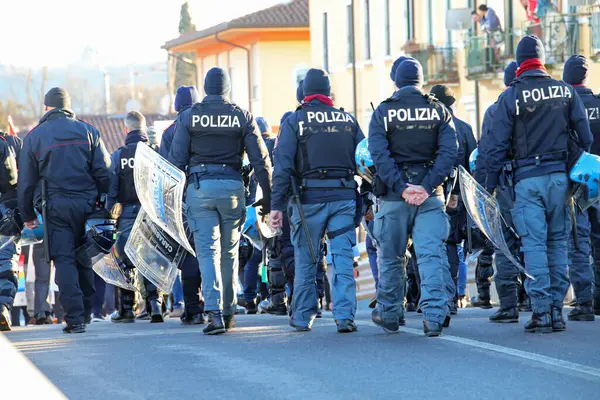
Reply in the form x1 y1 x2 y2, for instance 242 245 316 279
4 307 600 400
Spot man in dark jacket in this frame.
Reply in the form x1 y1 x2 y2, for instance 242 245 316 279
18 87 111 333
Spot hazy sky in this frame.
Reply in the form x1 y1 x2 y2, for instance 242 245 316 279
1 0 285 68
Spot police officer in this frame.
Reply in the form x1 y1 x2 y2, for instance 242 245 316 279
160 86 206 325
562 55 600 321
0 130 22 164
478 36 592 333
0 136 20 331
269 68 364 333
108 111 166 323
429 84 474 316
476 61 525 323
169 67 272 335
18 87 111 333
369 59 458 336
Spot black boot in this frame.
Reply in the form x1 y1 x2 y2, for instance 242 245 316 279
0 304 11 332
181 302 205 325
260 292 288 316
150 299 164 323
203 311 226 335
63 323 86 334
471 296 493 309
442 316 451 328
405 302 417 312
568 302 595 321
489 307 519 323
551 307 566 331
111 289 136 323
595 296 600 316
518 296 532 312
448 299 458 315
524 312 552 333
336 319 358 333
423 320 443 337
368 297 377 309
245 298 258 315
223 314 236 330
371 309 399 333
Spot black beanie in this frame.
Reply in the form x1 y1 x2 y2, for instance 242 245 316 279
44 87 71 109
174 86 199 112
302 68 331 96
516 35 545 65
563 55 589 85
430 85 456 108
204 67 231 96
504 62 518 86
296 79 304 103
390 56 415 82
394 59 424 89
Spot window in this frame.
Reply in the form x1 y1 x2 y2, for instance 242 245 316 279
323 13 329 72
364 0 371 60
384 0 391 56
406 0 414 41
346 4 354 64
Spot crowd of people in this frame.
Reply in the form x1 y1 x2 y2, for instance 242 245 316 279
0 33 599 339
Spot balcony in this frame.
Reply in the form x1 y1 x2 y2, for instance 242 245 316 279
405 44 460 85
465 31 517 80
522 13 581 67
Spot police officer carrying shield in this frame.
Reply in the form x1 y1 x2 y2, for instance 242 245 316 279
562 55 600 321
169 67 272 335
108 111 166 323
18 87 111 333
478 36 592 333
160 86 206 325
269 68 364 333
0 136 20 331
369 59 458 336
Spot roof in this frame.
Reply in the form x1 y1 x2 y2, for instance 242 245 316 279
78 114 174 153
163 0 308 50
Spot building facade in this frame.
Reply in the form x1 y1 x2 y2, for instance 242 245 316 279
309 0 600 137
163 0 311 129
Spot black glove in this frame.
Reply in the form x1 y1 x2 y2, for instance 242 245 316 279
252 197 271 217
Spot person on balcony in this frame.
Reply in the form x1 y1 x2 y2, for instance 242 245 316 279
476 5 504 63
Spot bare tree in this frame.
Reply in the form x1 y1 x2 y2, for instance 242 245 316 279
8 66 48 119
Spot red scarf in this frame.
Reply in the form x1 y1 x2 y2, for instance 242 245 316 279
515 58 546 77
303 94 334 107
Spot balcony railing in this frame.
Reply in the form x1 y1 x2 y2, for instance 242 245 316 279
405 44 459 85
466 31 517 80
522 12 580 66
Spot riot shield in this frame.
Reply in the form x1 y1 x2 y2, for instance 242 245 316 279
133 142 195 255
124 209 186 293
0 212 44 251
458 166 531 279
92 249 137 292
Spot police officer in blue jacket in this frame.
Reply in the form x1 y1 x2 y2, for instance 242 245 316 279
169 67 272 335
159 86 206 325
108 111 166 323
476 62 525 323
0 137 20 331
369 59 458 336
478 36 592 333
269 68 364 333
429 84 474 315
0 131 22 164
18 88 111 333
562 55 600 321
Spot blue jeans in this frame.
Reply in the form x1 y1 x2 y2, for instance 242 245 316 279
289 200 357 327
171 275 184 309
365 221 379 289
0 239 20 309
512 173 570 313
243 249 262 302
568 205 594 305
186 179 245 315
374 195 449 324
457 244 467 296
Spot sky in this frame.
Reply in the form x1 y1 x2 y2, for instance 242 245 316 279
1 0 286 68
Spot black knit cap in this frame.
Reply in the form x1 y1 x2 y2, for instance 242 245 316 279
430 84 456 108
44 87 71 109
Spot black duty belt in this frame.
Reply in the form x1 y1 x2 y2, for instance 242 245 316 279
301 178 358 189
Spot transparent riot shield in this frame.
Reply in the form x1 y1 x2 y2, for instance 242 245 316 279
133 142 195 255
92 249 137 292
124 209 186 293
458 166 531 279
0 212 44 251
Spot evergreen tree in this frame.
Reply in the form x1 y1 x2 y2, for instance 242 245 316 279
175 2 198 88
